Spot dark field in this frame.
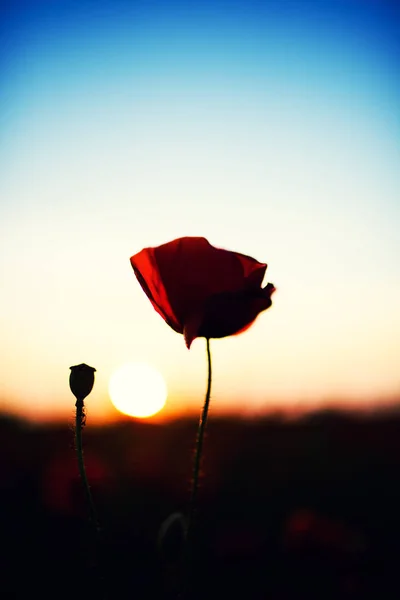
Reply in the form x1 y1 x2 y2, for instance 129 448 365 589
2 409 400 599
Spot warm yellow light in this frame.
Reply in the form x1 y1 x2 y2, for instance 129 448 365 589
108 362 167 418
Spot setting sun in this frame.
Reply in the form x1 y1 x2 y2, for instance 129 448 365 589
109 362 167 418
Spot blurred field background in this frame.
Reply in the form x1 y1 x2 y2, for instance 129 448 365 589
2 409 400 599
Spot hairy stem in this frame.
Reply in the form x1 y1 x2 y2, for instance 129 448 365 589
75 399 108 599
75 398 98 529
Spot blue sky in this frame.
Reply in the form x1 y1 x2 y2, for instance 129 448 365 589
1 0 399 421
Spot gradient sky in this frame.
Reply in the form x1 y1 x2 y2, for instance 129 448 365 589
1 0 399 422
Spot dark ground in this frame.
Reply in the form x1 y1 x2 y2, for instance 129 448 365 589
1 408 400 599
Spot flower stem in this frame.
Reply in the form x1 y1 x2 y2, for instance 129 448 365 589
186 338 213 549
75 399 107 599
75 398 99 529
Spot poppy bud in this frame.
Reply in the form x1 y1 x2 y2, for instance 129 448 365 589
69 363 96 401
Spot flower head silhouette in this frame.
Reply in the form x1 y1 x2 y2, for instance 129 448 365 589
69 363 96 401
130 237 275 348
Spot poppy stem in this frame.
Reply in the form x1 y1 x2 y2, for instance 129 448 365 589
185 338 212 572
75 398 98 529
75 399 106 599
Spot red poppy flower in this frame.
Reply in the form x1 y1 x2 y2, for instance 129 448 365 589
130 237 275 348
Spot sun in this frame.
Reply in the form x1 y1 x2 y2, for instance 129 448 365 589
108 362 167 418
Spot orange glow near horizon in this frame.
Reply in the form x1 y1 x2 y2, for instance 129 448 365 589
2 381 399 428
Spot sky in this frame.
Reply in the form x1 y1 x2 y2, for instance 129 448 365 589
1 0 399 423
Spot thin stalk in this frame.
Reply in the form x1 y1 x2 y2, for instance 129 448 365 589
75 398 106 599
182 338 212 598
75 398 98 529
187 338 212 536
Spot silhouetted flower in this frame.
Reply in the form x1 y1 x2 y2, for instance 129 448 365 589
130 237 275 348
69 363 96 401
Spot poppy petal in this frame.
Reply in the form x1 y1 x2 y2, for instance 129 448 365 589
183 312 204 349
130 237 275 347
130 248 182 333
153 237 267 324
197 288 274 342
